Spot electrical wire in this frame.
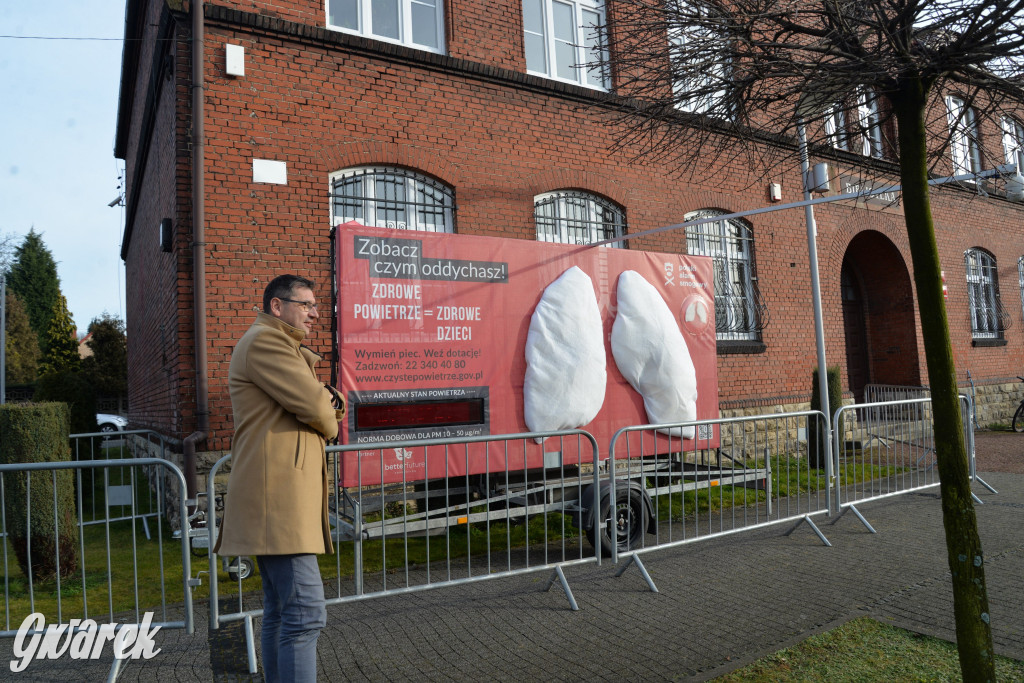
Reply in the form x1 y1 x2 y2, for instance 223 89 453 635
0 35 125 41
0 29 168 42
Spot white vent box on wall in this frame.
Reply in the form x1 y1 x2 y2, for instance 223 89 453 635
226 44 245 77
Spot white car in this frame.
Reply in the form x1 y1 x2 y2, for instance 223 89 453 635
96 413 129 434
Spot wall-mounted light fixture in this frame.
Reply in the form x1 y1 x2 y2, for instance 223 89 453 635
160 218 174 253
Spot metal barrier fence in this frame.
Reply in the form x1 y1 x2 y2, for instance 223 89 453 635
959 394 997 496
68 430 171 538
831 394 993 531
606 410 833 589
0 457 194 681
0 399 1003 677
203 430 601 674
863 383 930 404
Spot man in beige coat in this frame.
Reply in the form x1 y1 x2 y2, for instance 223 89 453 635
215 274 344 682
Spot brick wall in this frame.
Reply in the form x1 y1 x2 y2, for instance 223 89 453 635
122 0 193 441
117 1 1024 451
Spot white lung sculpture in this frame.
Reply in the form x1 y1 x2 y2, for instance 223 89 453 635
611 270 698 438
524 267 607 439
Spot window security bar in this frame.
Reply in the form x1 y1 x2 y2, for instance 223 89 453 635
534 190 626 246
330 167 455 233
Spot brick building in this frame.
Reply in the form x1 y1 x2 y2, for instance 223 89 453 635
115 0 1024 479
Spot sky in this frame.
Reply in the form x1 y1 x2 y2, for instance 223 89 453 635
1 2 128 333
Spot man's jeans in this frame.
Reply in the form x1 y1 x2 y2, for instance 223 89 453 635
256 554 326 683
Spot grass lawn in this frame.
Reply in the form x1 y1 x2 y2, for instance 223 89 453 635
653 455 899 521
714 617 1024 682
0 499 580 624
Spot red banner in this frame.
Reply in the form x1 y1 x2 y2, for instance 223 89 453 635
336 223 719 486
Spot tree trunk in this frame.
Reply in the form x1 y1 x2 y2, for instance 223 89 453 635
893 77 995 681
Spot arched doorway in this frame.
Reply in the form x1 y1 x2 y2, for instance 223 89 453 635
841 264 871 401
840 231 920 401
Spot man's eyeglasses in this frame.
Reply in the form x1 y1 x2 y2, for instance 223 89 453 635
278 297 318 313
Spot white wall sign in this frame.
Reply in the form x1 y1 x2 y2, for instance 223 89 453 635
253 159 287 185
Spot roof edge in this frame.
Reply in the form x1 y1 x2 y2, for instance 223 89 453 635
113 0 146 160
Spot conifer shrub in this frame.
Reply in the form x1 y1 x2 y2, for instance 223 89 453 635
0 402 80 581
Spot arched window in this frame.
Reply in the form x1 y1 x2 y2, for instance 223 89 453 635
331 167 454 233
685 209 768 342
534 190 625 246
964 248 1008 340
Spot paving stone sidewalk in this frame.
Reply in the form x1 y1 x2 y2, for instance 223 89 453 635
3 470 1022 682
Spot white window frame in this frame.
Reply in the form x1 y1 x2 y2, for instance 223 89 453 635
534 190 625 246
523 0 610 90
825 104 850 151
964 248 1002 339
326 0 445 54
857 90 884 158
330 167 455 233
668 0 730 115
685 210 762 342
1002 117 1024 171
947 95 981 176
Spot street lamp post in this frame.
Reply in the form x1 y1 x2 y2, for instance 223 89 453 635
796 118 832 507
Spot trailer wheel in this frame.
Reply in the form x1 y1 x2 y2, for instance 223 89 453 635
586 486 649 558
227 556 254 581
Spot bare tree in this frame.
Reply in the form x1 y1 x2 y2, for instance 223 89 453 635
0 231 18 275
596 0 1024 677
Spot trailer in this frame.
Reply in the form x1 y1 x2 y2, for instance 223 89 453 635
331 223 767 554
328 446 771 557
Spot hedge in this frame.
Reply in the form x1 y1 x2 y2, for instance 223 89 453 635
0 402 80 581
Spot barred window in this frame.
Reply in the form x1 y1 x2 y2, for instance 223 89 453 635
1018 256 1024 326
534 191 625 246
964 248 1005 340
685 210 767 342
331 167 454 233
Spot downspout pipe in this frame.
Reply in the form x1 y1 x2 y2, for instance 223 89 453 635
184 0 208 511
